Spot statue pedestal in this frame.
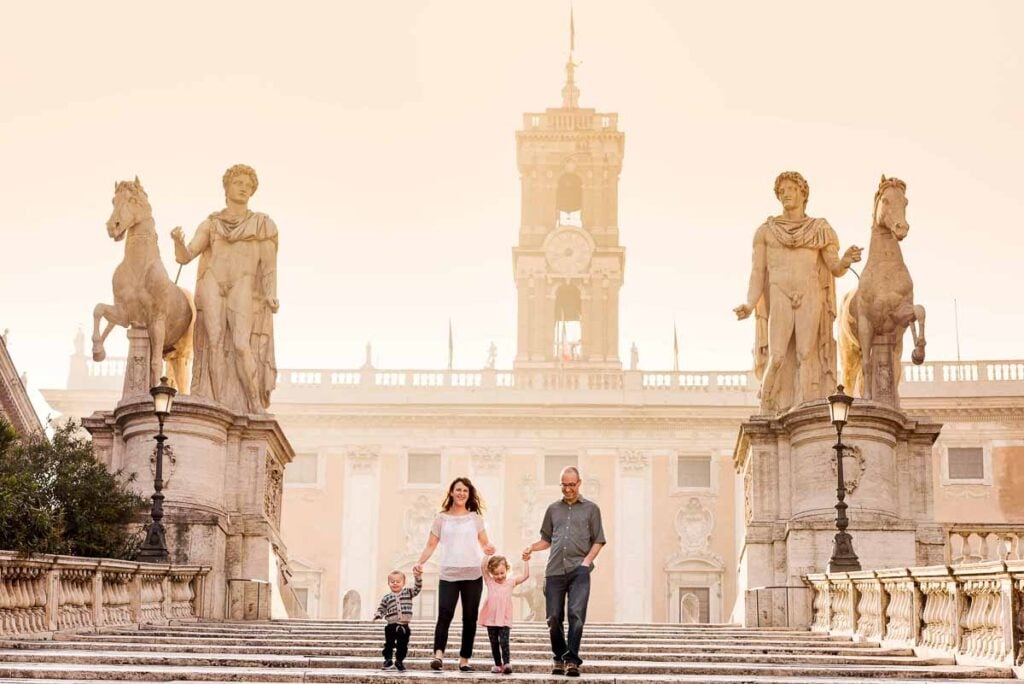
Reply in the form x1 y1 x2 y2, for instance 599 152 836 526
84 395 294 619
732 401 944 627
868 333 899 407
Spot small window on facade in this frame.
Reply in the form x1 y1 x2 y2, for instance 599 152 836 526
285 453 318 485
407 452 442 485
531 115 541 127
545 454 578 486
947 447 985 480
677 457 712 489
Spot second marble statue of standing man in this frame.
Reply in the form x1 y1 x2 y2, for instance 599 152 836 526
171 164 279 414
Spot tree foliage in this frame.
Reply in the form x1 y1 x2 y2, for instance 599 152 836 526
0 417 146 558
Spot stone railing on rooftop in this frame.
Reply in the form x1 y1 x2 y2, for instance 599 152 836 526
805 560 1024 669
67 357 1024 406
0 551 210 638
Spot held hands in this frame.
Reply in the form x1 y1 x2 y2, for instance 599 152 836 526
483 543 496 556
841 245 863 268
412 564 424 575
521 546 533 561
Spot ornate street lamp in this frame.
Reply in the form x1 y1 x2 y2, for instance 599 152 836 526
137 376 176 563
827 385 861 573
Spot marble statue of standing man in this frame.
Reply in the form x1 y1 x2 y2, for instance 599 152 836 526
171 164 278 414
734 172 861 413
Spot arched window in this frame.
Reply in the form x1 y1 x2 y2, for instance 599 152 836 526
553 285 582 361
556 173 583 226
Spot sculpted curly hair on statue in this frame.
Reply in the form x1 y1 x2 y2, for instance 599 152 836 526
773 171 809 209
222 164 259 195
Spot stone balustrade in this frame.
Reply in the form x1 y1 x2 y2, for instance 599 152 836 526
947 525 1024 565
806 559 1024 669
0 551 210 638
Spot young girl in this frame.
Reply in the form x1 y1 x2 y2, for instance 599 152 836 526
478 554 530 674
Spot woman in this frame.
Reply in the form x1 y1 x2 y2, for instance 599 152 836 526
413 477 495 672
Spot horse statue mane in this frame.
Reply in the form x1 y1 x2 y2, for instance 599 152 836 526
838 175 926 406
93 177 195 393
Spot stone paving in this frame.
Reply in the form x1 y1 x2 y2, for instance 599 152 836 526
0 619 1015 682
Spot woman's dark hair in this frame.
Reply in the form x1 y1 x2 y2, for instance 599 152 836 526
440 476 485 514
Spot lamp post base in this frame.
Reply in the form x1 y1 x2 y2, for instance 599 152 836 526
137 521 169 563
827 531 861 573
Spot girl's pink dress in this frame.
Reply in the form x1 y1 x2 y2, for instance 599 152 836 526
479 573 515 627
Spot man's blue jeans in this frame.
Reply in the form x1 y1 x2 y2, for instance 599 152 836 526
544 564 591 666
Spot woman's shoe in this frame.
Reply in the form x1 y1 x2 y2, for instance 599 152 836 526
429 657 443 670
459 664 474 672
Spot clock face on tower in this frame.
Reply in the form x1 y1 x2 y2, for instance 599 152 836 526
544 229 593 276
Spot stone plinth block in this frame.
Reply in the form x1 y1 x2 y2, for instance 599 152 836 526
732 399 943 625
83 395 294 619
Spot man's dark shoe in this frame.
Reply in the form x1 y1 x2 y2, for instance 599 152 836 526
565 662 580 677
381 660 394 670
395 661 406 672
551 661 566 675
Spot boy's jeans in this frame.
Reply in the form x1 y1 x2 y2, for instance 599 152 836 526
544 564 591 666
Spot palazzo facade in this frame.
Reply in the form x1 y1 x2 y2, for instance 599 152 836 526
41 69 1024 624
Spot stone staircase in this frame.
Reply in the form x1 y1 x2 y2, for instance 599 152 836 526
0 619 1015 682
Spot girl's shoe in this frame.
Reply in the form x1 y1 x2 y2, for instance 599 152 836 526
502 665 513 674
490 666 502 673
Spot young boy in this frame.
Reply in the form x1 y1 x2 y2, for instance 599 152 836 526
372 567 422 671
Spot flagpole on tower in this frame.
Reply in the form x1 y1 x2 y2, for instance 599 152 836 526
673 319 680 372
448 319 454 370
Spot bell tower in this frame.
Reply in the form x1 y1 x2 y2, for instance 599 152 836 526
512 38 625 369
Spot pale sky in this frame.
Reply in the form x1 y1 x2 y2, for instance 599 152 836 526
2 1 1022 418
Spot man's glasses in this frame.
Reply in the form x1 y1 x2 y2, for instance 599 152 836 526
560 482 579 489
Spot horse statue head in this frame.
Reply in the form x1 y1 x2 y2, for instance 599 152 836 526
873 175 909 241
106 176 153 241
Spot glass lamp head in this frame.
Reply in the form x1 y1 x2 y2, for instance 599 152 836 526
150 376 177 418
827 384 853 428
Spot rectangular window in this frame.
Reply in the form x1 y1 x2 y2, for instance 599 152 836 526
545 454 578 486
947 447 985 480
677 457 712 489
407 452 441 485
285 453 318 485
679 587 710 624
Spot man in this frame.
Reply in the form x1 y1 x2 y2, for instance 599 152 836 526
171 164 278 414
734 171 861 413
523 466 605 678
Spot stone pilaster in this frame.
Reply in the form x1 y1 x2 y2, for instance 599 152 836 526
615 449 652 621
340 447 381 619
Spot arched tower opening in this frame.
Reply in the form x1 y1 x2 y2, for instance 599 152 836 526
554 284 582 361
556 172 583 226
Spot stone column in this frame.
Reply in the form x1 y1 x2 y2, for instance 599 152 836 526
340 448 381 619
615 450 652 621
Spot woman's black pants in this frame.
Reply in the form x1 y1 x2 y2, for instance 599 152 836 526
433 577 483 658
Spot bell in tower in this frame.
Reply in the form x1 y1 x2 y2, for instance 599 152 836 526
512 19 625 369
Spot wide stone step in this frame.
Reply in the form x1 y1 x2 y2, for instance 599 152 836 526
0 646 944 667
10 639 915 657
0 661 1012 681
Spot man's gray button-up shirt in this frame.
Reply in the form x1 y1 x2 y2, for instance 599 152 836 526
540 495 606 577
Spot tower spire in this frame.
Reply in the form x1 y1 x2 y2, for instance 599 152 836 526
561 4 580 109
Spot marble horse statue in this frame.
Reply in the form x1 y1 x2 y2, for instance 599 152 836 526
838 176 926 404
92 177 194 391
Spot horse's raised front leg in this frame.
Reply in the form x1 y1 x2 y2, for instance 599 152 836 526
148 318 167 389
911 304 926 364
92 303 128 362
856 313 875 400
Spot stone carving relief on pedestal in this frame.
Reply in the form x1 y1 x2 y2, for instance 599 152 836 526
150 444 176 487
264 454 283 527
830 444 865 494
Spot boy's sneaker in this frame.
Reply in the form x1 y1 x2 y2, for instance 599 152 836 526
395 662 406 672
381 660 395 670
565 662 580 677
551 661 566 675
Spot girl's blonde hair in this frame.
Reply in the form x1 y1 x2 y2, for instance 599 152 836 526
486 555 510 574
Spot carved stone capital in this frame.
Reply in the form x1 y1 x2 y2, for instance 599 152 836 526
471 447 505 474
346 446 381 473
618 449 649 472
